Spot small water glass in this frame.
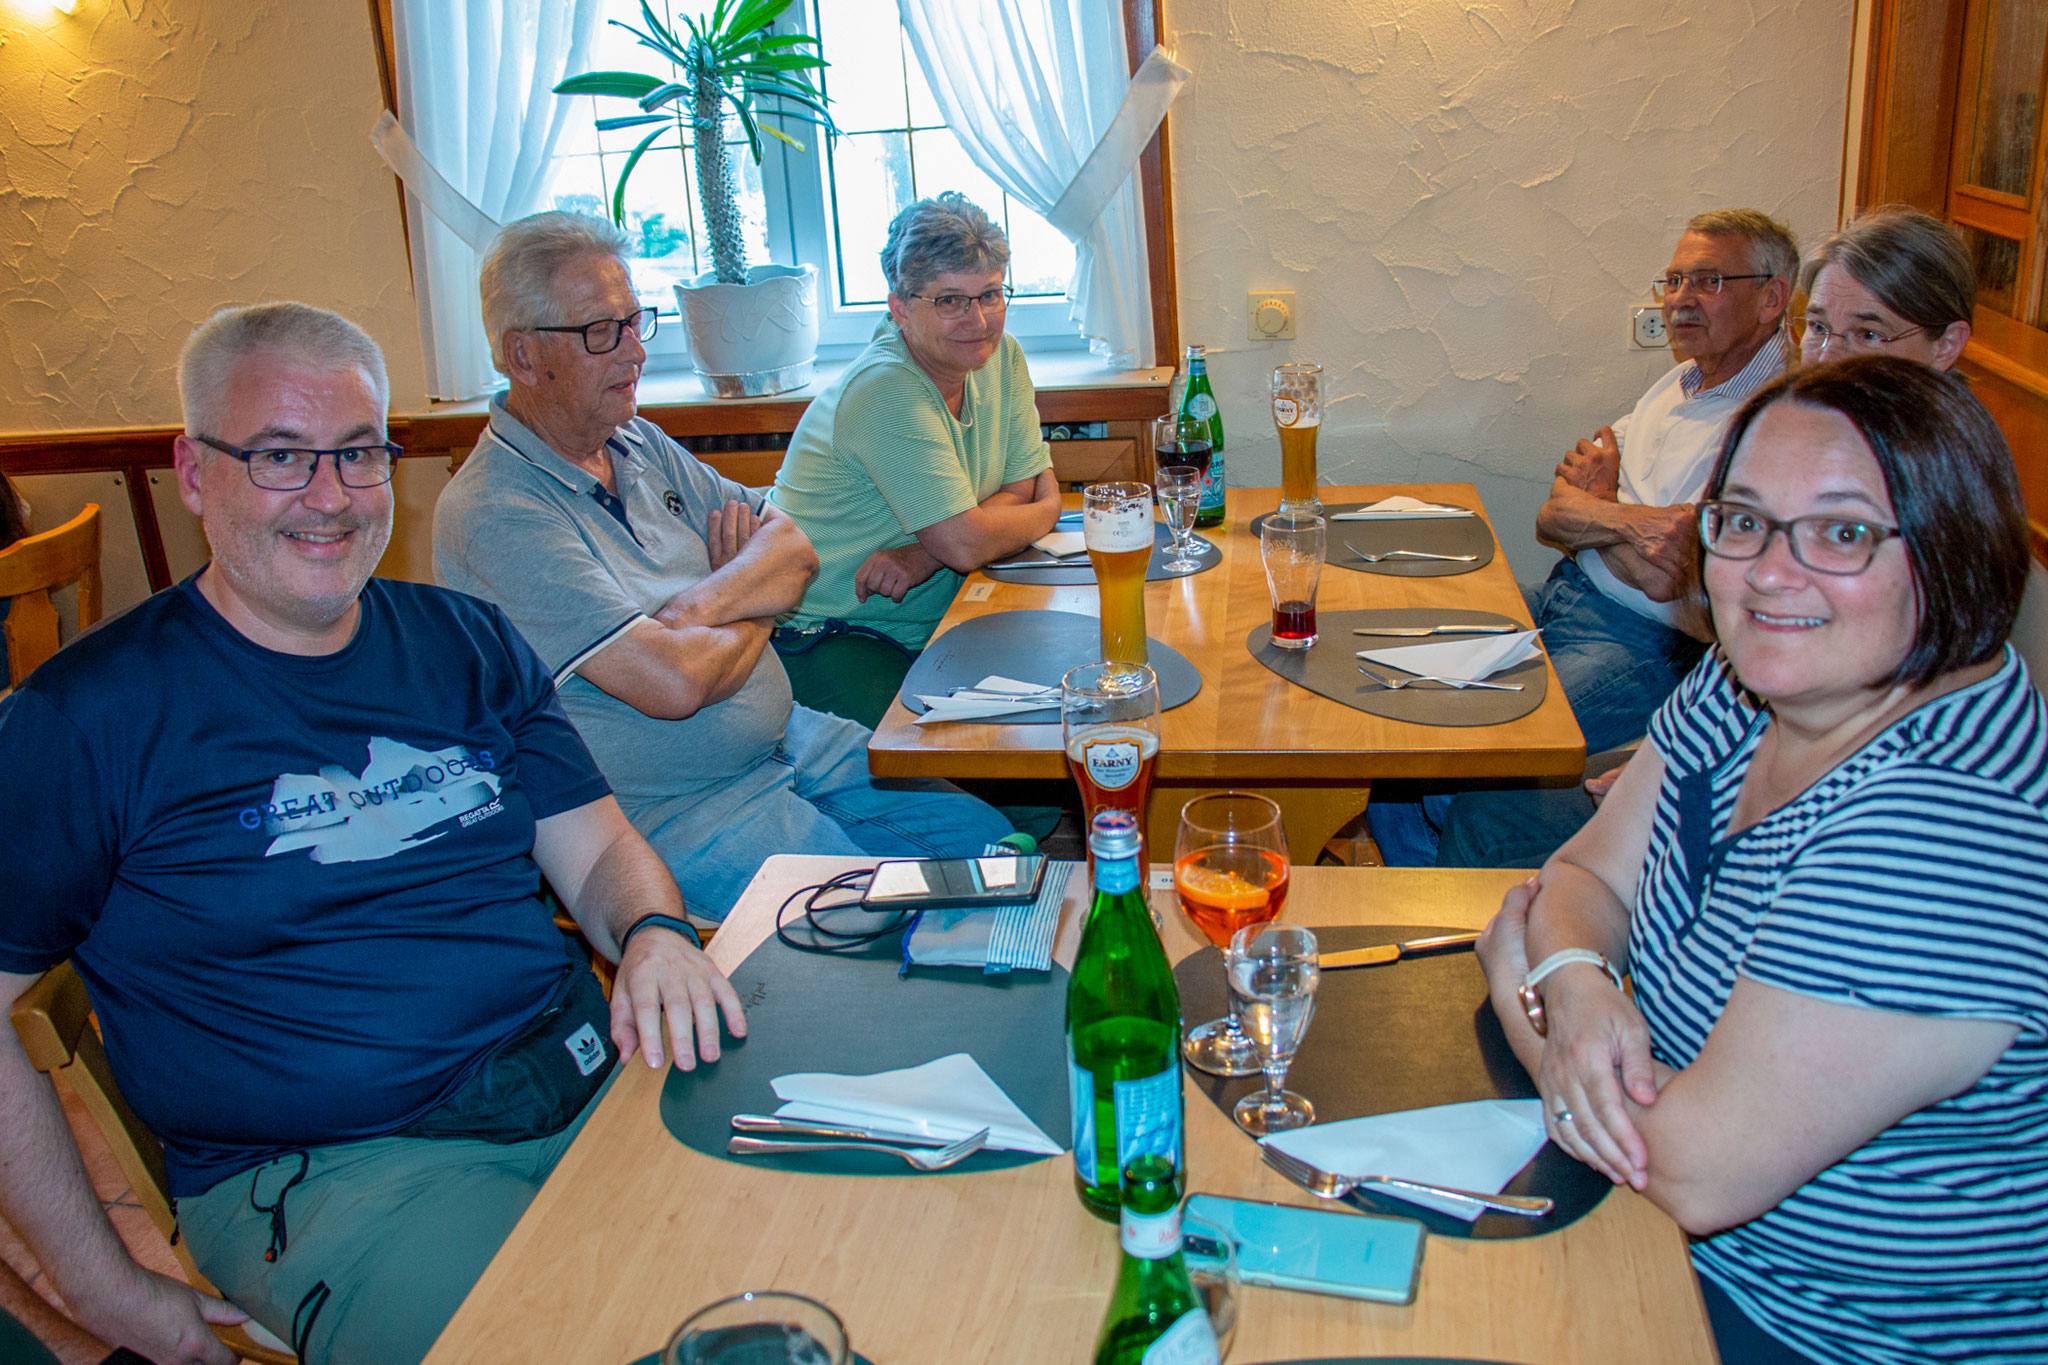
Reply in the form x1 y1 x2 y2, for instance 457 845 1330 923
1227 923 1320 1135
1156 465 1203 570
665 1291 850 1365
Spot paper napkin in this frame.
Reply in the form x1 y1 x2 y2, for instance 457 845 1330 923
1032 530 1087 556
912 674 1059 724
1330 496 1475 520
1262 1099 1548 1221
1356 630 1541 681
772 1053 1062 1155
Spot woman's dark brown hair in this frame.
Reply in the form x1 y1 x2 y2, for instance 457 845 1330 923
1703 355 2029 688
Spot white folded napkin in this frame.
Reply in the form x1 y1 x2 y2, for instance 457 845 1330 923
1356 630 1540 681
1262 1099 1548 1221
1032 530 1087 556
771 1052 1062 1155
912 674 1057 724
1330 496 1474 520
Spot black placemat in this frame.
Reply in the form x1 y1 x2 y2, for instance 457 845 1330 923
1250 504 1494 578
900 609 1203 725
661 929 1068 1177
1176 924 1607 1240
1246 610 1546 727
980 520 1220 586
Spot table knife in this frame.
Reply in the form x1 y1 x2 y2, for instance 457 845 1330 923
1318 931 1480 970
730 1114 955 1146
1351 624 1518 637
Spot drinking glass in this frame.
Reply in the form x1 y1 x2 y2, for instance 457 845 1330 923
1260 512 1325 650
1181 1209 1240 1361
1083 480 1155 679
1155 465 1203 571
1227 923 1320 1135
1272 363 1323 515
1062 662 1161 869
665 1291 850 1365
1174 792 1290 1077
1152 413 1213 484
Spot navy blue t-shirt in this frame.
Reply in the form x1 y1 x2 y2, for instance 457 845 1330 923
0 574 612 1194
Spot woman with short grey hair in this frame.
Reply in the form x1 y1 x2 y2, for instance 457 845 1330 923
879 191 1012 299
1799 206 1973 370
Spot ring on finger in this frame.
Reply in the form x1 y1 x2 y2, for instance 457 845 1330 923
1553 1109 1574 1125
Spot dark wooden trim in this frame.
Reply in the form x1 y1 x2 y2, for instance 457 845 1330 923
122 467 171 591
366 0 413 287
1126 0 1179 369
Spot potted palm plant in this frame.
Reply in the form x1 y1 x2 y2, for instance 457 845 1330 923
556 0 834 396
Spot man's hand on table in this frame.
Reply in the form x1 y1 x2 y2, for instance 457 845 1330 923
854 543 944 604
66 1264 246 1365
705 500 762 571
1556 426 1620 499
611 925 747 1072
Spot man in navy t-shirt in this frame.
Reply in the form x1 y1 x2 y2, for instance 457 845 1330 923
0 303 745 1365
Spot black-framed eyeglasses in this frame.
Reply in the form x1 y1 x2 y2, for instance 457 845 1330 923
1650 271 1772 300
903 286 1013 321
1802 317 1922 354
196 435 400 491
1699 500 1901 575
532 307 659 354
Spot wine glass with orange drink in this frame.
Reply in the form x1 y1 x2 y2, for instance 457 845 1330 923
1173 791 1290 1076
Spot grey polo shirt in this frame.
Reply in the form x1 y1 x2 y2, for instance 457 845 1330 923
434 399 793 834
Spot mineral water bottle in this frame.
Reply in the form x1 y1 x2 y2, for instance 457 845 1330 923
1178 345 1225 529
1092 1155 1219 1365
1067 810 1184 1222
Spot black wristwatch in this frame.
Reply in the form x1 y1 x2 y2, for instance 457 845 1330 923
619 912 703 955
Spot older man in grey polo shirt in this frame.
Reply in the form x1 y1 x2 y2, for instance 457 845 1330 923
435 212 1015 919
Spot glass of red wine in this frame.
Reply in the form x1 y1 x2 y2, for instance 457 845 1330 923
1153 413 1213 483
1260 511 1325 650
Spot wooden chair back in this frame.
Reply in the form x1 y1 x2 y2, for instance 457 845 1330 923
9 963 296 1364
0 503 103 687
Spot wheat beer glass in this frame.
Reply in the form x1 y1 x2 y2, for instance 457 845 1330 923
1062 663 1162 867
1084 481 1154 680
1273 363 1323 515
1174 792 1290 1076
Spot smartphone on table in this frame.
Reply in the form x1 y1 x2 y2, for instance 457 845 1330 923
858 854 1048 912
1184 1193 1426 1304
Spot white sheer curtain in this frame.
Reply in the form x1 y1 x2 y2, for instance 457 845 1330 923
898 0 1187 369
373 0 603 400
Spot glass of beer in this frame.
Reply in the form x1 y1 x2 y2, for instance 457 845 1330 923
1260 512 1325 649
1272 362 1323 515
1174 792 1290 1076
1062 662 1162 868
1083 480 1154 680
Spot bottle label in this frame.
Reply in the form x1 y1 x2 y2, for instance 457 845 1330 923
1113 1066 1182 1173
1140 1309 1219 1365
1273 395 1300 426
1093 852 1140 896
1187 393 1217 421
1083 736 1144 792
1068 1046 1097 1184
1118 1204 1181 1259
1084 500 1153 553
1197 455 1225 513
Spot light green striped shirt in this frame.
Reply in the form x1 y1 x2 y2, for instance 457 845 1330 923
769 318 1050 647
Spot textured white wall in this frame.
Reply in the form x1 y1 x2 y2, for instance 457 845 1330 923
0 0 428 431
1165 0 1854 576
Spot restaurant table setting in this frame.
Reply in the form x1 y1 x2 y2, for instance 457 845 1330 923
1251 499 1494 578
1246 609 1548 726
897 608 1202 724
979 510 1221 586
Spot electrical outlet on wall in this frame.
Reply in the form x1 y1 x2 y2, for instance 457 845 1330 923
1632 306 1668 350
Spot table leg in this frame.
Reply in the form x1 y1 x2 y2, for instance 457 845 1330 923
1148 783 1372 864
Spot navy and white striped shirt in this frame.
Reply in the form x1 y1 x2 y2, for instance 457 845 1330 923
1635 648 2048 1364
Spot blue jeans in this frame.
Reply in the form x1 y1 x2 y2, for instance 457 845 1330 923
642 704 1014 919
1367 558 1704 866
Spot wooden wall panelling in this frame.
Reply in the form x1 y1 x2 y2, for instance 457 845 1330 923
1856 0 1968 214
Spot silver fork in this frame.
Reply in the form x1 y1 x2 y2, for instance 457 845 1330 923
1262 1145 1553 1217
1344 542 1478 564
1357 663 1524 693
726 1127 990 1170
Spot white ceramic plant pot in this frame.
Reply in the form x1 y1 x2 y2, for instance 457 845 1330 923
674 263 819 398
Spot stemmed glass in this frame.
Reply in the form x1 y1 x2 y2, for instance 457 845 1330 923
665 1291 850 1364
1181 1209 1240 1360
1227 923 1320 1135
1173 792 1290 1076
1156 465 1203 571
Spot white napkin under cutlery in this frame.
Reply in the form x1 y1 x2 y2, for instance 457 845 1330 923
771 1053 1062 1155
1330 496 1475 520
1262 1099 1548 1221
1356 630 1541 682
913 675 1059 724
1031 530 1087 556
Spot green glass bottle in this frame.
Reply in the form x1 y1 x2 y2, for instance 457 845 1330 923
1179 345 1225 528
1067 810 1184 1223
1092 1155 1219 1365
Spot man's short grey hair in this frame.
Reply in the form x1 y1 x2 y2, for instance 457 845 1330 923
179 302 389 440
1685 207 1801 285
1799 205 1975 336
480 211 633 374
879 192 1010 298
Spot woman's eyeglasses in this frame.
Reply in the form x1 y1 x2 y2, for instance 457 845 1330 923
1699 500 1900 575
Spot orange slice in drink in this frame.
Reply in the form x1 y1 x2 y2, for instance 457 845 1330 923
1173 861 1272 912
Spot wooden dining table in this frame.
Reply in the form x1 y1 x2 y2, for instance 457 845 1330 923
420 858 1716 1365
865 484 1587 856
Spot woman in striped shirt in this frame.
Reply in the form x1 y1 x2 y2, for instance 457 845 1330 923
1478 356 2048 1364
